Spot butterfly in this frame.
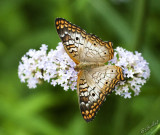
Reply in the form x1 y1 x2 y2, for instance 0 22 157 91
55 18 124 122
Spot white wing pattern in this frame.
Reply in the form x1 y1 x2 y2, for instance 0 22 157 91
55 18 124 122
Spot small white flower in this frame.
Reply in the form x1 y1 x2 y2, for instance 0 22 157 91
26 49 36 57
40 44 48 51
115 88 122 95
51 80 57 86
61 83 69 91
123 86 129 93
35 71 43 79
43 73 51 82
123 92 131 99
126 70 134 78
27 77 38 88
128 80 136 87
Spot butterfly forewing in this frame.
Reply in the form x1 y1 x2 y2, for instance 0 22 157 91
84 34 114 62
55 18 87 64
55 18 114 64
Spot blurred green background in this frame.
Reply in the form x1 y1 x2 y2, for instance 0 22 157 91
0 0 160 135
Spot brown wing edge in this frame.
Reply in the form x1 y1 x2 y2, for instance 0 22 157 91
102 66 124 95
55 18 81 64
77 70 99 122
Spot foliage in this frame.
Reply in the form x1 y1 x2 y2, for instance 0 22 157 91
0 0 160 135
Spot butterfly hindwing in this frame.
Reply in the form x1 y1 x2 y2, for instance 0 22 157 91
87 65 124 93
77 70 105 122
77 65 124 122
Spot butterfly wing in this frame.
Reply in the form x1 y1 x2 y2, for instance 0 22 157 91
77 65 124 122
55 18 86 64
83 34 114 62
55 18 114 64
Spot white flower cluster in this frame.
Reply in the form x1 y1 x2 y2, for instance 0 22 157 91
18 43 78 90
18 42 150 99
109 47 150 98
